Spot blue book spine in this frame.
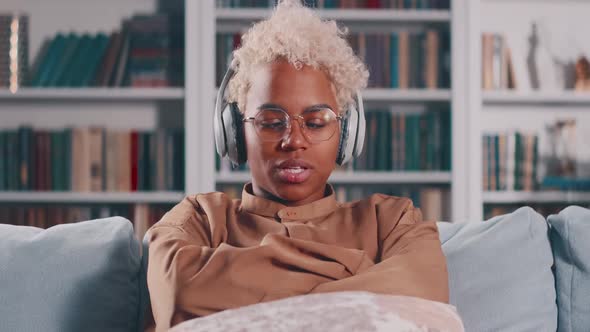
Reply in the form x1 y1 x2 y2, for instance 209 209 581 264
0 131 5 190
390 33 399 88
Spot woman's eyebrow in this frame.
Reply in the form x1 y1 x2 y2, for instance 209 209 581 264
304 104 334 112
257 103 334 113
257 103 285 110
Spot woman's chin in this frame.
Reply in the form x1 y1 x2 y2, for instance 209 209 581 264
270 180 326 205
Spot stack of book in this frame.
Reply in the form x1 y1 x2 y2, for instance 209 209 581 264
29 14 183 88
0 127 184 192
216 0 451 9
541 177 590 191
354 110 451 171
0 14 29 90
216 30 451 89
349 31 450 89
0 203 171 239
481 33 516 91
482 131 539 191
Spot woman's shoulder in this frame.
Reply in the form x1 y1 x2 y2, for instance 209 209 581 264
341 193 421 223
152 191 238 229
340 193 415 211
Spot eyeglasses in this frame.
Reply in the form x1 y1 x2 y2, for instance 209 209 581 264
243 107 342 144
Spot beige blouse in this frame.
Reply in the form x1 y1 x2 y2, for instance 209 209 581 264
146 184 449 332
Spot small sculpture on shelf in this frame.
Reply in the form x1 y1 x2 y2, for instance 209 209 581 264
545 119 577 178
574 56 590 91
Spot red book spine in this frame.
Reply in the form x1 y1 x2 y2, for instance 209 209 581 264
367 0 380 8
130 131 139 191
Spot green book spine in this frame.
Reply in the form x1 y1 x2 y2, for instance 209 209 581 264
514 133 522 190
64 129 72 191
49 34 82 86
431 112 439 170
0 131 5 190
495 135 500 191
390 33 399 88
532 135 538 190
487 135 492 191
39 34 73 87
30 36 59 86
80 34 111 86
443 111 451 171
381 111 392 170
424 112 433 170
62 34 92 87
404 115 412 171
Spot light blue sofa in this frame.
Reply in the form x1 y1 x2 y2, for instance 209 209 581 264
1 206 589 332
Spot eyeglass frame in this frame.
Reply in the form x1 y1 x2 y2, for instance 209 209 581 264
242 105 343 143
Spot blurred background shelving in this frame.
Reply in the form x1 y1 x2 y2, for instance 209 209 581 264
4 0 588 230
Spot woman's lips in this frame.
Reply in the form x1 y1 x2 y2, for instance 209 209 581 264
274 159 313 184
276 167 312 184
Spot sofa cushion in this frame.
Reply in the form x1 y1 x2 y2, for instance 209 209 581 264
437 207 557 332
0 217 143 332
548 206 590 332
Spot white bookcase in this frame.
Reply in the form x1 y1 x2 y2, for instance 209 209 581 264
0 0 475 222
469 0 590 220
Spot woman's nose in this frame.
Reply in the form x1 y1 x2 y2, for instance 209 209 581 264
280 119 309 150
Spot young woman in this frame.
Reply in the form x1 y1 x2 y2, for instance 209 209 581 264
146 1 448 331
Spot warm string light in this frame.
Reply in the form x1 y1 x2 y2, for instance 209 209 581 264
9 16 20 93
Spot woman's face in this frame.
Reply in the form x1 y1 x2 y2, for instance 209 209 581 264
244 59 340 206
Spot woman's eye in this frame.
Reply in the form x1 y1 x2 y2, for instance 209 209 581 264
306 120 326 129
260 121 286 130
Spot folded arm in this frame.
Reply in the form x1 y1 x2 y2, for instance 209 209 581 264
310 198 449 303
146 198 366 331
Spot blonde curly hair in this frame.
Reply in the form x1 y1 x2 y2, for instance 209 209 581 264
227 0 369 113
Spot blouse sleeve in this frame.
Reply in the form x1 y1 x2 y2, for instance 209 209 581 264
309 196 449 303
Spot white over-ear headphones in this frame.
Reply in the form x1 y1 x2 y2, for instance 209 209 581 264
214 64 366 166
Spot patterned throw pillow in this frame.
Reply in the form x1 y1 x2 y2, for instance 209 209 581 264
169 291 464 332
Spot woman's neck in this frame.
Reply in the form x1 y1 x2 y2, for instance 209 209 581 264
250 183 328 207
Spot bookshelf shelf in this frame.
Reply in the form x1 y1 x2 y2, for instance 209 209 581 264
0 88 185 102
216 171 452 184
213 88 452 102
0 191 185 204
363 88 452 102
482 191 590 204
216 9 451 23
482 91 590 106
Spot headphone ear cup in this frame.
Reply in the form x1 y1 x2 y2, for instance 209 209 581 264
336 112 349 165
222 102 247 165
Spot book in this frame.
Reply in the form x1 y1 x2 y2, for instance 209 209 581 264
0 127 185 192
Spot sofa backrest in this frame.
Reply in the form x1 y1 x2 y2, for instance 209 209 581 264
0 217 145 332
548 206 590 332
437 207 557 332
